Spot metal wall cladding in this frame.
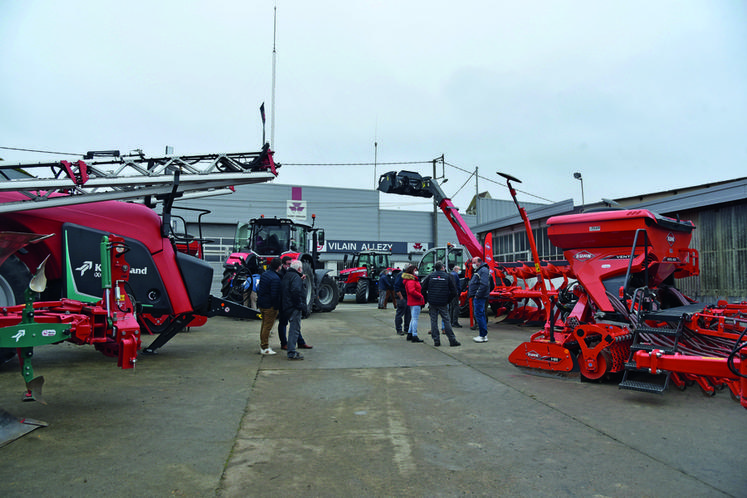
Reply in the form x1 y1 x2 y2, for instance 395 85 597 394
675 204 747 303
174 182 476 250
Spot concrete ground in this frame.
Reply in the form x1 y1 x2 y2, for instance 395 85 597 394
0 302 745 497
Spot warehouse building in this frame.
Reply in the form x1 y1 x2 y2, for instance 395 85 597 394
175 176 746 303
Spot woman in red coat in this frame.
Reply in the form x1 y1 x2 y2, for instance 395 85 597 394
401 265 425 343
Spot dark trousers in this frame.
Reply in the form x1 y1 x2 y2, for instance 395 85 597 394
395 296 411 333
429 304 457 343
279 312 306 346
449 295 460 326
285 309 303 354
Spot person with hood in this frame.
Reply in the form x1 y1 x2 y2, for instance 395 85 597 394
421 261 461 347
280 259 309 360
468 256 491 343
402 264 425 343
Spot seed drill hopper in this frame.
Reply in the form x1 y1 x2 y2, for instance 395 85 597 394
506 193 746 407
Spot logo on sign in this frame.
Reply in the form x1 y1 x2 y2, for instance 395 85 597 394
286 200 307 221
575 250 594 261
666 232 675 246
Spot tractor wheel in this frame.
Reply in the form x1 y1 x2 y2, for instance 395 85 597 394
368 281 378 302
221 265 246 304
355 279 369 304
0 256 31 364
302 262 315 312
314 274 339 312
0 255 30 306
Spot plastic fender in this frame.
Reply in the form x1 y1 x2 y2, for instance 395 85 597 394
225 252 251 266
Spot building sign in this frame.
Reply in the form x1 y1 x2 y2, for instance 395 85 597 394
286 200 307 221
324 240 429 254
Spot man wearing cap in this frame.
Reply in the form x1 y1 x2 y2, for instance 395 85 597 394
468 257 490 343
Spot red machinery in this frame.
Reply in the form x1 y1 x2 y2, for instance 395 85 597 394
506 202 746 406
377 170 559 323
337 250 396 304
0 144 278 355
0 233 140 402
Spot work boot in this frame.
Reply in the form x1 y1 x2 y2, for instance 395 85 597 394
406 333 413 341
433 338 441 347
410 336 424 343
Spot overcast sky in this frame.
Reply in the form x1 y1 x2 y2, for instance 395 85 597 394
2 1 745 211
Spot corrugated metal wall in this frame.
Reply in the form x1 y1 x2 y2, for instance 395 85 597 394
175 183 476 261
677 203 747 303
171 181 745 301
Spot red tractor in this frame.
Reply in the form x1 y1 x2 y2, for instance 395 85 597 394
221 216 339 313
336 250 394 303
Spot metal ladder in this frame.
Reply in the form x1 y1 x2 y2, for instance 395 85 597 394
619 305 686 394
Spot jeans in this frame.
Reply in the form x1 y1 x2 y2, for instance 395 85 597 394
473 297 487 337
408 305 421 336
395 296 411 333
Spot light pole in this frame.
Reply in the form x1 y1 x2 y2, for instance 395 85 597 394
573 172 584 207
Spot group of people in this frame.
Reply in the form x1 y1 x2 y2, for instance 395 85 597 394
256 255 314 360
255 254 493 358
386 256 493 346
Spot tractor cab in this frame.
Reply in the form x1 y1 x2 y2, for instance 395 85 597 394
417 244 464 280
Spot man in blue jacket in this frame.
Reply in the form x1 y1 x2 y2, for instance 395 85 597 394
256 258 282 355
468 257 491 343
378 269 394 309
393 269 410 335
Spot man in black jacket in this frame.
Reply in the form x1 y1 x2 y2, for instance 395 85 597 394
280 259 308 360
422 261 461 347
277 256 312 351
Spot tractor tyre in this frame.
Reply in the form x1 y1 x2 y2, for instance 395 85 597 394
0 255 32 364
302 262 315 313
368 281 378 302
221 265 247 304
315 274 339 312
355 279 369 304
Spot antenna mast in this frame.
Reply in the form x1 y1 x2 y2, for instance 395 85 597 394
270 5 277 147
